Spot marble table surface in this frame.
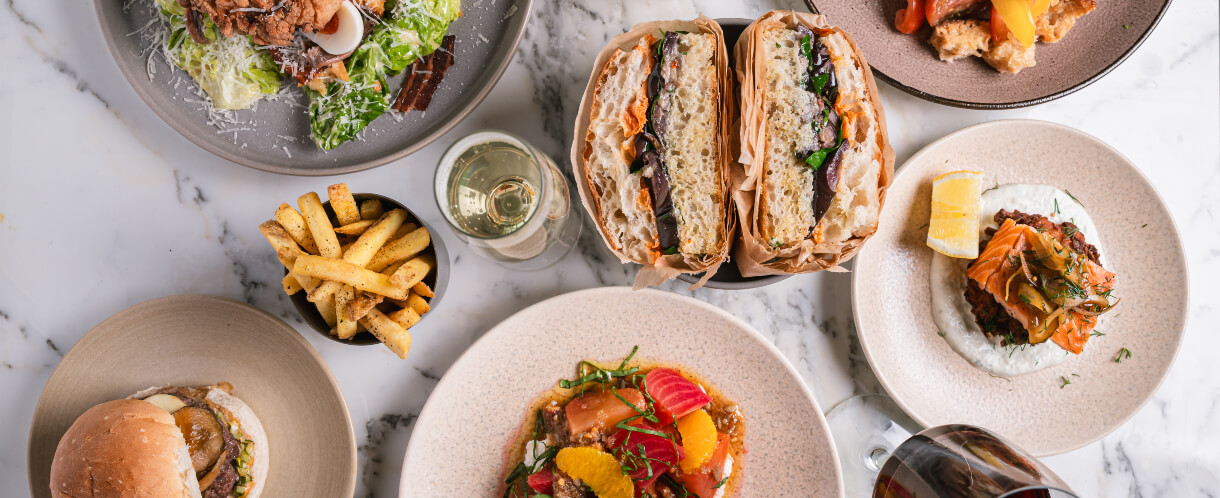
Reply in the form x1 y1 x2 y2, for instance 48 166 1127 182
2 0 1217 496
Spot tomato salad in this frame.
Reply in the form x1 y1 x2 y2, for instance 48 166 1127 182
502 347 744 498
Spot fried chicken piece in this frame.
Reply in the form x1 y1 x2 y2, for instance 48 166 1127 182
1036 0 1098 43
984 36 1037 74
178 0 343 46
929 20 991 62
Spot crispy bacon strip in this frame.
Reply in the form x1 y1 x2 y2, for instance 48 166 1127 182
392 36 456 112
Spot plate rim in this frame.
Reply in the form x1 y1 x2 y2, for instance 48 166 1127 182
93 0 534 176
804 0 1174 109
399 286 845 496
26 294 357 496
849 119 1190 455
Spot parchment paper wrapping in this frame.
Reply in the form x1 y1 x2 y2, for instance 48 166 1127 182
731 10 895 276
570 15 734 290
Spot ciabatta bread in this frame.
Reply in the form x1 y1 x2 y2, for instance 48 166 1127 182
733 11 894 276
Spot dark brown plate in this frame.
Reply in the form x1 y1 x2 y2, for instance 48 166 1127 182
805 0 1171 108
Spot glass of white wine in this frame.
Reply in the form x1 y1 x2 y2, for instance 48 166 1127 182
434 129 581 271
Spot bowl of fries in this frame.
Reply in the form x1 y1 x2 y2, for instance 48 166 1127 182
258 183 448 359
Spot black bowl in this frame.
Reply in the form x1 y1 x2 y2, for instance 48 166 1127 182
287 193 449 345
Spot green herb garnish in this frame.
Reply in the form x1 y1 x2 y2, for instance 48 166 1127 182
1059 376 1072 388
1114 347 1132 363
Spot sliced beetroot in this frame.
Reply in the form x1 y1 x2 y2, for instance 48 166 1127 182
609 427 684 491
644 368 712 422
526 467 555 494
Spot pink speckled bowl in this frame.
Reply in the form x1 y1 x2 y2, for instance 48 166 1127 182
400 287 843 496
851 120 1188 456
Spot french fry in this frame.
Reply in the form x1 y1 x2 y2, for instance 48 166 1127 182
261 222 325 291
334 219 375 236
328 183 361 226
316 294 338 328
294 254 409 300
392 223 418 239
359 308 411 359
312 209 408 303
368 227 431 271
274 203 319 254
259 221 303 262
335 285 358 339
283 274 304 295
298 192 342 258
412 281 435 298
390 255 435 289
360 199 383 220
406 292 431 315
388 307 421 330
345 291 384 321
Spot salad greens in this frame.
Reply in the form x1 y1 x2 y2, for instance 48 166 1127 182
154 0 282 110
308 0 461 150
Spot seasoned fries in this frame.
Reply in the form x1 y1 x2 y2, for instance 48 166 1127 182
368 227 431 272
334 219 375 236
261 183 438 359
275 203 319 254
360 199 384 220
335 285 358 339
299 192 341 258
328 183 361 226
360 309 412 359
295 254 409 299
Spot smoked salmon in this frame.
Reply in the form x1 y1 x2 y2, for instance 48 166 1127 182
965 213 1117 354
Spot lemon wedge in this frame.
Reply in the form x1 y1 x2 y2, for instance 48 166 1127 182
927 170 983 259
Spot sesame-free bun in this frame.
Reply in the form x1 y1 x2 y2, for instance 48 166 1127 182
49 399 200 498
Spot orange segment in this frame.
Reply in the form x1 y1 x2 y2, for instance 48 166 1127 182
554 447 634 498
676 409 717 473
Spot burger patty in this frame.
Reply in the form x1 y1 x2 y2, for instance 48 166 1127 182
965 210 1101 346
148 387 241 498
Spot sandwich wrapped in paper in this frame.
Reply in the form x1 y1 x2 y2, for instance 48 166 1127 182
732 11 894 276
571 16 734 289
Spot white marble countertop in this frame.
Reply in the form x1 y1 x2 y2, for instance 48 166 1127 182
2 0 1217 496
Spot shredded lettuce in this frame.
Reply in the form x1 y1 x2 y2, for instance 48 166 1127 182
155 0 282 110
307 0 461 150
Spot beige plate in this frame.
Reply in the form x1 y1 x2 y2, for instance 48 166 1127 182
27 295 356 497
400 287 843 496
852 120 1188 456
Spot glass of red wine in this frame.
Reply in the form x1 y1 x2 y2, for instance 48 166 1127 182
826 394 1077 498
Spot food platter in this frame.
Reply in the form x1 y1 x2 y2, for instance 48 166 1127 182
94 0 532 175
805 0 1172 108
851 120 1187 456
400 287 844 496
27 295 357 497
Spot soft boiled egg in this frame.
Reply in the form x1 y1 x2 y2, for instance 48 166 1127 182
306 1 365 55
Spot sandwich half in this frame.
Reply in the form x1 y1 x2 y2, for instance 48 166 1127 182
576 18 732 284
734 11 893 275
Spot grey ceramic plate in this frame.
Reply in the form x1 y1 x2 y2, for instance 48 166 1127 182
805 0 1171 108
400 287 844 496
95 0 532 175
851 120 1188 456
27 295 356 496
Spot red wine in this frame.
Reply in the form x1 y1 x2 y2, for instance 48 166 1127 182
873 425 1074 498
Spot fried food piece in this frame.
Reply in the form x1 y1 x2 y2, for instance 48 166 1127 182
929 20 991 61
178 0 344 46
1036 0 1098 43
984 36 1037 74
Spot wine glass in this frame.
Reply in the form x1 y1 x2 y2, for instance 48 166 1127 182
826 394 1078 498
434 129 582 271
